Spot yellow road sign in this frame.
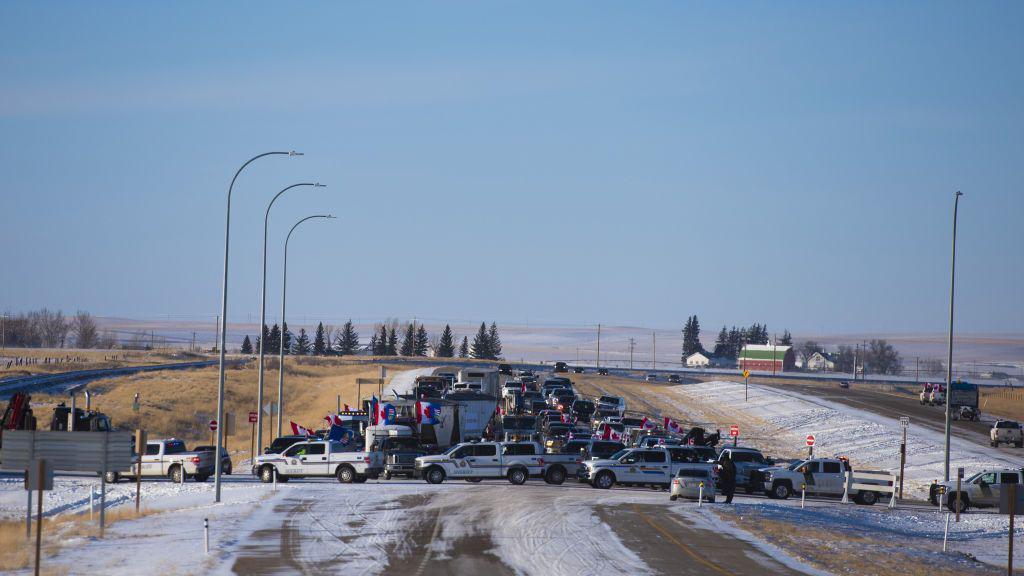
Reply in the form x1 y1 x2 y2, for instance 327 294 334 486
742 370 750 379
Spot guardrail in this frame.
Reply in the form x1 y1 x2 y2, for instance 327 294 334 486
0 360 223 397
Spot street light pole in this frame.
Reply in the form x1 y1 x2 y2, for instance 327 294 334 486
277 214 335 437
944 191 963 482
214 150 300 503
256 182 324 455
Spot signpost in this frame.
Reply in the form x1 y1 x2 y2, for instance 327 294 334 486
209 419 218 445
806 434 816 458
249 411 258 461
742 369 750 401
729 425 739 447
26 459 53 576
899 416 910 499
956 467 964 523
1001 483 1024 575
134 429 146 513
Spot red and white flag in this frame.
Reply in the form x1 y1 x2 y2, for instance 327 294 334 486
290 421 314 437
640 416 656 430
664 417 683 433
602 427 622 441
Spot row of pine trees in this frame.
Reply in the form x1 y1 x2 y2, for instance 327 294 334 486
240 320 503 360
681 315 792 361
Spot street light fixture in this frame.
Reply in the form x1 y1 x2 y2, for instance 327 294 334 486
276 214 336 437
214 150 301 503
256 182 325 455
943 191 963 482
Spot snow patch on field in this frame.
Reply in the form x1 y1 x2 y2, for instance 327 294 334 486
387 366 437 397
666 381 1022 499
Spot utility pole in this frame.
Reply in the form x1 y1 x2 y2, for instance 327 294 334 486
191 332 196 353
596 324 601 370
652 331 656 371
853 343 858 381
944 191 963 482
628 338 635 370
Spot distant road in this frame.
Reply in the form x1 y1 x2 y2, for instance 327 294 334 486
0 359 226 398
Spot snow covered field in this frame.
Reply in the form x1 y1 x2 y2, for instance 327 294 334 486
665 380 1022 498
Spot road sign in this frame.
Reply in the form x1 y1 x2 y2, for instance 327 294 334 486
742 370 750 379
729 425 739 437
248 411 258 424
805 434 816 447
263 402 278 415
899 416 910 429
25 460 54 491
209 420 218 432
0 430 133 473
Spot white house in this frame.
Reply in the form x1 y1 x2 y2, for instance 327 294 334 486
686 352 711 368
806 351 835 372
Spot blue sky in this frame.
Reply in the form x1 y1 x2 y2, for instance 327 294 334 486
1 1 1021 335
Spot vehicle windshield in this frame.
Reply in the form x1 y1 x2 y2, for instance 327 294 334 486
963 472 984 484
787 460 807 471
384 437 420 451
164 441 187 455
443 444 464 456
608 449 630 460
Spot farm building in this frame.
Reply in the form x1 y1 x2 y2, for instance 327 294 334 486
738 344 795 373
685 352 711 368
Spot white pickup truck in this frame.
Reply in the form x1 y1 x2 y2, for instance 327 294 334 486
104 439 215 484
932 468 1024 512
757 457 890 505
253 439 384 483
415 441 545 485
580 446 716 489
990 421 1023 448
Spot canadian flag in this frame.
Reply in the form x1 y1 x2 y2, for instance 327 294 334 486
602 426 622 441
664 417 683 433
640 416 656 430
290 421 314 437
561 413 572 423
521 380 526 393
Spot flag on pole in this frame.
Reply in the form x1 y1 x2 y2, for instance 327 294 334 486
640 416 656 430
664 417 682 433
290 421 314 437
416 401 440 425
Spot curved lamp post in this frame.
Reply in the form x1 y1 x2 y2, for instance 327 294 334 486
943 191 963 482
215 150 301 503
256 182 325 454
277 214 335 437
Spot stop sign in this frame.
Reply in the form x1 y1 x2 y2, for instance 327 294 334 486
209 419 218 432
729 425 739 437
805 434 815 447
248 411 258 424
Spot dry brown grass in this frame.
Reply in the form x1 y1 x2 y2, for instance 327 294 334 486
32 357 448 457
1 347 200 377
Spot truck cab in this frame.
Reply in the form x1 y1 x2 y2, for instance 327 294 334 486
991 421 1023 448
757 457 888 504
580 446 717 489
253 439 383 483
936 468 1024 512
415 441 545 485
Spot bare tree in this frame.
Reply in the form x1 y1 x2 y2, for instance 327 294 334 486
920 358 945 376
97 330 117 349
72 311 99 349
36 309 69 348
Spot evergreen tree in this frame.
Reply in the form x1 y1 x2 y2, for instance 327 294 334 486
255 323 270 355
268 324 282 354
436 324 455 357
726 326 742 360
281 322 293 355
415 325 430 356
459 336 470 358
337 320 359 356
487 322 502 360
374 325 388 355
386 326 398 355
240 335 253 354
471 322 490 359
369 332 380 356
400 323 415 356
313 322 327 356
779 329 793 347
681 315 704 358
712 326 729 358
293 328 311 355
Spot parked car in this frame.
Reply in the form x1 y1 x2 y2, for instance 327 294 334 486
253 439 383 483
667 374 681 383
953 405 980 421
194 445 232 475
498 364 514 376
757 457 889 504
554 362 569 373
265 435 307 455
933 468 1024 512
645 374 658 382
839 381 851 389
597 368 609 375
717 447 772 492
381 436 427 480
105 439 215 484
415 441 546 484
571 400 596 422
572 366 585 374
670 465 718 502
596 395 626 417
991 421 1023 448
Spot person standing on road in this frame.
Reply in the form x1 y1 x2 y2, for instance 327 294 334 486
718 453 737 504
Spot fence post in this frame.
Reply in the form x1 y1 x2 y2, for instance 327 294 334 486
842 471 851 504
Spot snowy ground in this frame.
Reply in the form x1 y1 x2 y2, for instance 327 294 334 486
665 380 1022 498
387 366 438 396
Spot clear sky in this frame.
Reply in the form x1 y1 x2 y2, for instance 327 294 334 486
1 1 1021 335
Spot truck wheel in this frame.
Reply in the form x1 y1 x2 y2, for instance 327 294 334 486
103 471 120 484
947 494 969 513
353 474 368 484
223 461 232 475
992 441 999 447
1017 441 1023 448
508 468 528 485
669 495 678 501
466 478 482 483
593 471 615 489
337 466 356 484
545 466 566 485
169 465 183 484
857 491 878 505
194 474 210 483
425 466 445 484
771 482 791 500
259 466 276 483
383 472 392 480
